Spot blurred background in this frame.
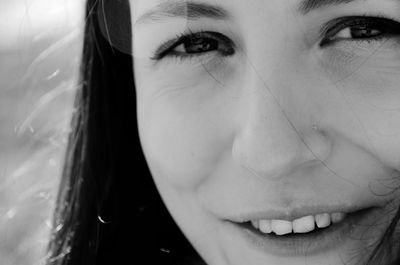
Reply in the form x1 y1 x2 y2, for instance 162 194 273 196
0 0 82 264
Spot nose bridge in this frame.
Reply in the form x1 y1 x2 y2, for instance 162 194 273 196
232 69 331 179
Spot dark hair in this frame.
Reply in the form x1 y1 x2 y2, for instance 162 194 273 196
365 202 400 265
46 0 204 264
46 0 400 264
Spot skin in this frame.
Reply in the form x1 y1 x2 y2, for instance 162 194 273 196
131 0 400 264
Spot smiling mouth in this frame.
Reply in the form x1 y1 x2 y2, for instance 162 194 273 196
226 207 377 256
248 211 346 235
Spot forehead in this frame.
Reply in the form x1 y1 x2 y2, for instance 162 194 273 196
130 0 295 23
130 0 392 24
130 0 400 33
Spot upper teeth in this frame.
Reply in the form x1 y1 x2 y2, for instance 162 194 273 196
250 212 346 235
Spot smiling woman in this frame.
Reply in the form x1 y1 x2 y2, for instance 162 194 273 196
48 0 400 264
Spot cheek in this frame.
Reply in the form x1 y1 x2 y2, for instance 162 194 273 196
352 108 400 167
136 85 237 190
134 57 241 189
335 77 400 167
318 44 400 167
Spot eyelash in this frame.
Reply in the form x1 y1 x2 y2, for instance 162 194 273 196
320 16 400 46
152 16 400 61
151 30 235 61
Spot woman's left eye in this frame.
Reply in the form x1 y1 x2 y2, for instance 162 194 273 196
321 16 400 46
152 31 235 60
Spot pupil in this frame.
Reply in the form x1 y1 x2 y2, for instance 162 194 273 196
351 25 381 38
185 38 217 53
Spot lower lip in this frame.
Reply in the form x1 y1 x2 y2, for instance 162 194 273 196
225 208 374 256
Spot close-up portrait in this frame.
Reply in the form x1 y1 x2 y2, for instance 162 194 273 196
2 0 400 265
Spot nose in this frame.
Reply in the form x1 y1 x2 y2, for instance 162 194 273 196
232 71 332 180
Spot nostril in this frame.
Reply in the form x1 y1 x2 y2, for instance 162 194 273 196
232 141 310 179
232 125 332 179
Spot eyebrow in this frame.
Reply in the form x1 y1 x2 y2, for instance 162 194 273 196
299 0 360 14
136 0 394 25
135 1 229 25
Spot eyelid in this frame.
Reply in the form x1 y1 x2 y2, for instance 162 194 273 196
151 30 235 60
320 15 400 46
151 32 188 60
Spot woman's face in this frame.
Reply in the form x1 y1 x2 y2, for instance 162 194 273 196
132 0 400 264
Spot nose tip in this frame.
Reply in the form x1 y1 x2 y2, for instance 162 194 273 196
232 120 332 180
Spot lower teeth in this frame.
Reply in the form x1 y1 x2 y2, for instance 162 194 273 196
266 226 329 236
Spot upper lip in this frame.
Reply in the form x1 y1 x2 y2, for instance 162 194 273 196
225 204 375 223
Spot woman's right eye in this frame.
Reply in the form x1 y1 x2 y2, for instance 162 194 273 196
152 31 235 61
